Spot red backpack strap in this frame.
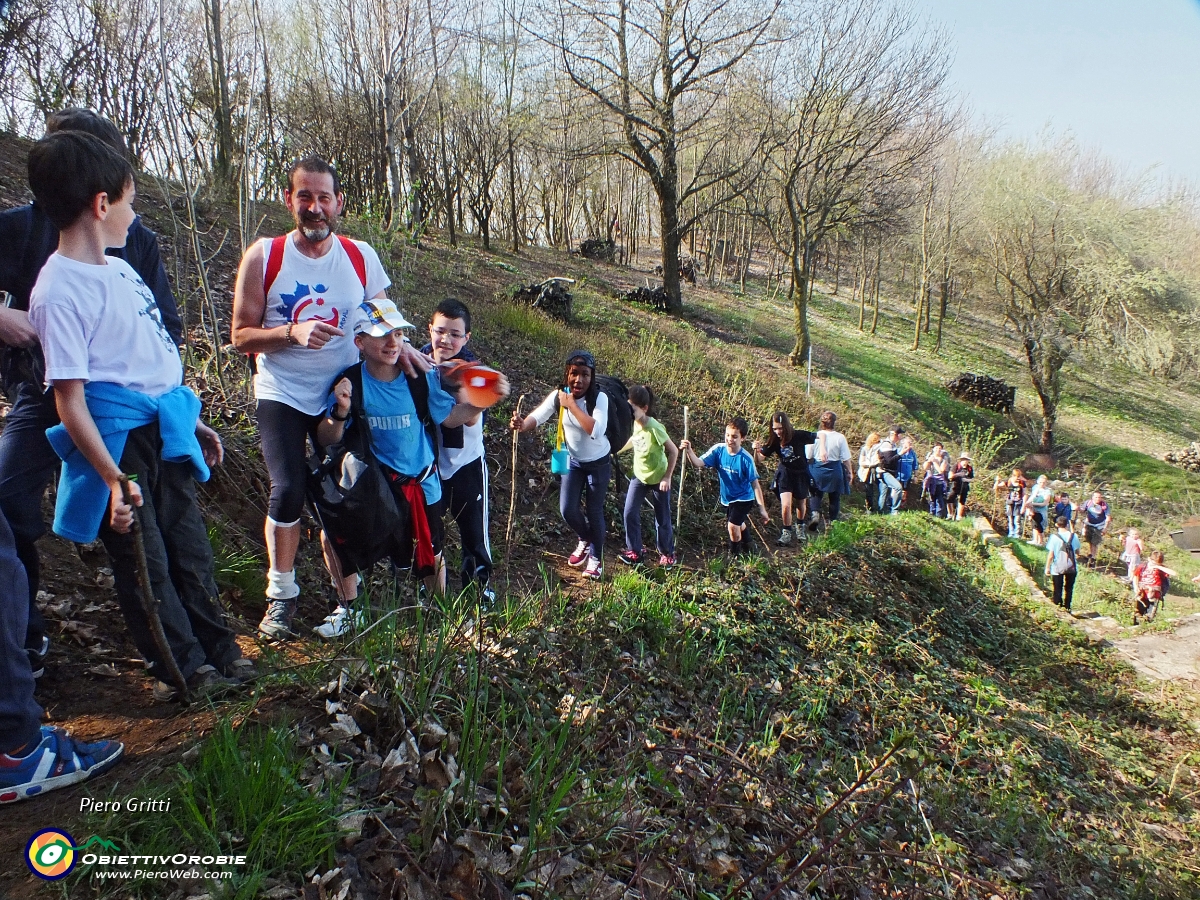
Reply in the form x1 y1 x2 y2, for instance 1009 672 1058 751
337 236 368 293
262 235 287 295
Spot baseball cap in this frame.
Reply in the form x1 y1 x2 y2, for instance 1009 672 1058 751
353 299 414 336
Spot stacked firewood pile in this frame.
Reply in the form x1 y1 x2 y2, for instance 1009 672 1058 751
511 277 573 321
617 285 670 311
579 238 617 262
1163 442 1200 472
653 257 697 284
946 373 1016 413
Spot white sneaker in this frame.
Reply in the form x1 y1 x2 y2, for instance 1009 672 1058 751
776 528 793 546
313 605 360 639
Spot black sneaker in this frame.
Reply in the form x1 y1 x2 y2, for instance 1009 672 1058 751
152 664 241 703
27 635 49 679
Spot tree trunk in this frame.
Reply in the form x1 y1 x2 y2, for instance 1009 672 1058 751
659 197 683 313
205 0 234 185
1024 337 1061 453
788 241 813 365
870 236 882 334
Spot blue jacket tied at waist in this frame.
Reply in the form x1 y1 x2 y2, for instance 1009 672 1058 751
46 383 210 543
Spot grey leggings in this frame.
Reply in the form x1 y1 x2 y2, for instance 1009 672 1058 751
560 457 611 560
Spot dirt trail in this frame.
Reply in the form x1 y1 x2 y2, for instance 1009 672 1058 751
975 517 1200 686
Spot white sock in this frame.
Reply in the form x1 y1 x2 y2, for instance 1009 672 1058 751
266 569 299 600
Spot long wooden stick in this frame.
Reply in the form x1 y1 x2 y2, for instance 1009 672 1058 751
505 394 526 546
676 406 689 532
120 475 189 701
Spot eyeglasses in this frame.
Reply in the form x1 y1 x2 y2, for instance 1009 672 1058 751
431 326 466 340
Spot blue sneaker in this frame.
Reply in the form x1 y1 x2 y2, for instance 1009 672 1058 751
0 726 124 804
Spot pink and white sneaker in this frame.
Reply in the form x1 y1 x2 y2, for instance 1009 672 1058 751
583 557 603 580
568 541 592 566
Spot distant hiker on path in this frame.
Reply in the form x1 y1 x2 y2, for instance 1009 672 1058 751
922 441 950 518
231 155 430 639
617 385 678 566
874 426 904 515
681 417 768 557
1132 550 1176 623
807 411 853 526
753 411 817 543
1119 527 1144 585
947 453 973 521
1081 491 1111 568
897 435 918 509
857 432 881 513
511 350 612 580
1024 474 1054 547
1044 515 1080 612
995 468 1027 539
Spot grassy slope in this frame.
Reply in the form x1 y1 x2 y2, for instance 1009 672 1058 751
85 517 1200 899
3 124 1196 896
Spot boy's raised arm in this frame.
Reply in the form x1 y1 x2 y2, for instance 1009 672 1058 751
54 379 140 532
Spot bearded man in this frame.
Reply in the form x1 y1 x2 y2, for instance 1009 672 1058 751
231 156 429 638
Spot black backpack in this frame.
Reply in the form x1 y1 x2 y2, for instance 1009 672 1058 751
306 364 438 573
555 375 632 457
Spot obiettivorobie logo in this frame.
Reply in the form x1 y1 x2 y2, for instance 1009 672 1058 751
25 830 246 883
25 830 118 880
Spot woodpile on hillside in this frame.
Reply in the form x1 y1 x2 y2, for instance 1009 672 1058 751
946 373 1016 413
617 285 671 311
511 277 574 321
1163 442 1200 472
579 238 617 262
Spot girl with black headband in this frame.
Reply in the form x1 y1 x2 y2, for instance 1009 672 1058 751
511 350 611 579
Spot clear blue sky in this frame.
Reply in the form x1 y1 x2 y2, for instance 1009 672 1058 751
914 0 1200 184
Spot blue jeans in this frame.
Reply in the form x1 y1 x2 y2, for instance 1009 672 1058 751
0 381 59 651
877 472 902 514
623 477 674 557
561 457 611 560
927 477 947 518
0 503 40 754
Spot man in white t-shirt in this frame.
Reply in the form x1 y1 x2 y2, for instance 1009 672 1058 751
231 156 431 639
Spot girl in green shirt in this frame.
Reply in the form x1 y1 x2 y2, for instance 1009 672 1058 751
617 385 679 566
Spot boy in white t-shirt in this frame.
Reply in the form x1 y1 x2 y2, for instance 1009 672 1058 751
26 130 253 703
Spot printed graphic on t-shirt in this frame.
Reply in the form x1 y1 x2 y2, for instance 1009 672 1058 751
368 413 413 431
277 281 346 329
121 269 175 350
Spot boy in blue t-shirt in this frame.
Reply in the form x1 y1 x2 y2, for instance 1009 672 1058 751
681 417 769 556
316 300 505 603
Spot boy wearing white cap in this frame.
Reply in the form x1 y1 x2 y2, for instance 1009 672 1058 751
315 299 507 611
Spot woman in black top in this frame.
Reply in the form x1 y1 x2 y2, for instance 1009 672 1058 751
753 412 817 545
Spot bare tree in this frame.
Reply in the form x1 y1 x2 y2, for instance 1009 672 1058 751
766 0 949 365
540 0 779 312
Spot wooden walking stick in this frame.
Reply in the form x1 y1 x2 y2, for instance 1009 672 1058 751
505 394 526 546
119 475 189 701
676 406 689 533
